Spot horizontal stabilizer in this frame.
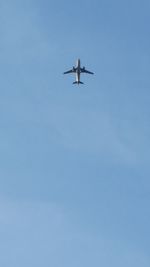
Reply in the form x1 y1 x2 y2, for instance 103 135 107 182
73 81 84 85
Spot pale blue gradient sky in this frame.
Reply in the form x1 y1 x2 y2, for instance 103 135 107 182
0 0 150 266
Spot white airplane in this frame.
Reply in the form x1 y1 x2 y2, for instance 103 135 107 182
63 59 94 84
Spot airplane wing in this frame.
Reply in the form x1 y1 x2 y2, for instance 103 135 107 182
63 68 76 74
81 68 94 74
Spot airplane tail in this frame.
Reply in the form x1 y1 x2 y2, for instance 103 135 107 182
73 81 84 85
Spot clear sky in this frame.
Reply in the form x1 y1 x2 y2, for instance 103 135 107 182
0 0 150 266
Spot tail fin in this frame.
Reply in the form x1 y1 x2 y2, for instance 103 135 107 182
73 81 84 85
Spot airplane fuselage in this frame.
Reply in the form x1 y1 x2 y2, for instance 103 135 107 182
75 59 81 84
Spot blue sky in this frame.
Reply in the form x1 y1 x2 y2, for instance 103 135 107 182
0 0 150 266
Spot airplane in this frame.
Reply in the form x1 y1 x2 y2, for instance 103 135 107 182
63 59 94 84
